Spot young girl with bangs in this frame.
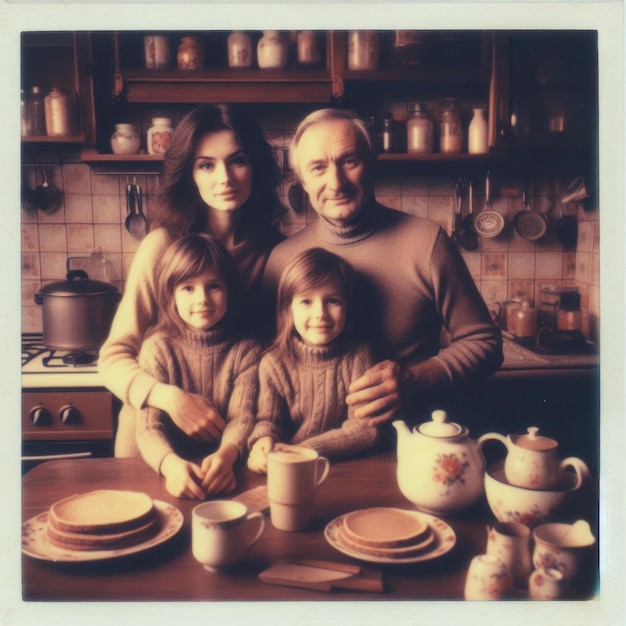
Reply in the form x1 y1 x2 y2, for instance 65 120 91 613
247 247 380 474
136 233 261 499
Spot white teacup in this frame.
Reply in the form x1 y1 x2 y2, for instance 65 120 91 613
267 445 330 531
192 500 265 572
464 554 513 601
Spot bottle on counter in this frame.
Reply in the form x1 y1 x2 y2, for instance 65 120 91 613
44 87 77 136
468 107 489 154
144 34 171 70
147 117 174 155
438 98 463 154
25 86 46 136
379 115 399 154
227 31 253 68
297 31 321 66
348 31 380 70
110 123 141 155
257 31 289 69
406 102 434 154
177 36 205 70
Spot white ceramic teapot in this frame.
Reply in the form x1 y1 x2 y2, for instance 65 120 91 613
393 410 485 515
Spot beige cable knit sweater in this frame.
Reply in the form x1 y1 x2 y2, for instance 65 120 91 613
249 337 380 460
136 326 261 474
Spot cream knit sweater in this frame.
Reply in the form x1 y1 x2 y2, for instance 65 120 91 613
249 337 380 460
136 326 261 474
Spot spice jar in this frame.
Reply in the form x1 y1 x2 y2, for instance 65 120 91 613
468 107 489 154
379 116 399 154
348 31 380 70
407 102 433 154
177 36 204 70
25 86 46 136
44 87 76 136
110 123 141 155
144 34 171 70
147 117 174 155
438 98 463 154
297 31 321 66
257 31 288 69
227 31 253 68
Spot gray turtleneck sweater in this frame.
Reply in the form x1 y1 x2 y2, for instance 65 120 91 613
136 326 261 474
248 337 380 459
263 203 503 399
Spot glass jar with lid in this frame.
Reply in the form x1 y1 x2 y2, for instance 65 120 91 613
25 86 46 136
406 103 434 154
348 31 380 70
438 98 463 154
227 31 252 68
177 36 204 70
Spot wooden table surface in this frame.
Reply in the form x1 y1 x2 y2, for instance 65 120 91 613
21 451 596 602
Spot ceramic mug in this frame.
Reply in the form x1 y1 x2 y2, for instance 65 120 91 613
192 500 265 572
529 567 565 600
267 445 330 531
486 522 532 589
464 554 513 601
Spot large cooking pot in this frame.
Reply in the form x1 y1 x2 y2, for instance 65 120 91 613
34 270 121 352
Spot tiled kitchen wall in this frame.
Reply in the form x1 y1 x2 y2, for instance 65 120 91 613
21 147 600 342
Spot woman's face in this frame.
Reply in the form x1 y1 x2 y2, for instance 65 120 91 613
192 129 253 214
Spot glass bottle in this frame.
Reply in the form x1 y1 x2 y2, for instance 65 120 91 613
147 117 174 155
348 31 380 70
257 31 288 69
439 98 463 154
21 89 29 136
380 116 398 153
468 107 489 154
110 123 141 155
406 102 433 154
25 86 46 136
297 31 321 66
44 87 76 136
227 31 252 68
177 36 204 70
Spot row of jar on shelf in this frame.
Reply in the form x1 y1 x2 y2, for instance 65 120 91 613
377 100 489 155
143 30 439 72
145 31 324 71
21 85 79 137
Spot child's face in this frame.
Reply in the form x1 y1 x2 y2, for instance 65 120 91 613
192 129 253 214
290 276 346 347
174 268 228 332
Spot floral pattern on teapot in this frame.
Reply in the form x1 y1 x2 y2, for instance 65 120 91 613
433 452 471 490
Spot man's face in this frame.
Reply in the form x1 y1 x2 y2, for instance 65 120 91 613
295 119 372 227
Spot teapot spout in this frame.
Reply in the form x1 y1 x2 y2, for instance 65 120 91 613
392 419 411 441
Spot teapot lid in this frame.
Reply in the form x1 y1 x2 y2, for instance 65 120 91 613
418 410 463 438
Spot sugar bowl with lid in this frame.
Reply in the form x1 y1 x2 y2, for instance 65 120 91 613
393 409 485 515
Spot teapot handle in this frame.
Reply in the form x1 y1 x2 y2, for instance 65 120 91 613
560 457 591 491
477 432 509 450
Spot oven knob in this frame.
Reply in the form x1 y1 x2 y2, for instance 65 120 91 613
59 405 81 425
30 405 52 426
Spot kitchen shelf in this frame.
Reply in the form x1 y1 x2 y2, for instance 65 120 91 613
22 135 86 144
80 148 163 172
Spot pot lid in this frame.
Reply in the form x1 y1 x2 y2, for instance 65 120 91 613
39 270 119 296
418 410 464 438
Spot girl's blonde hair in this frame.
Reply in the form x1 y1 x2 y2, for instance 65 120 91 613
155 233 237 335
274 247 355 360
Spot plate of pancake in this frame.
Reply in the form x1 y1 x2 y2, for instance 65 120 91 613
22 489 183 562
324 507 456 564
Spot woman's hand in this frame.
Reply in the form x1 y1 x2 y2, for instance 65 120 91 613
346 360 402 425
150 383 226 444
160 454 206 500
200 446 238 496
247 437 274 474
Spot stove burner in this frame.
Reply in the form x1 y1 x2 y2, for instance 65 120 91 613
42 350 98 368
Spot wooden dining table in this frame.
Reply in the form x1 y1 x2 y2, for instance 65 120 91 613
21 450 597 602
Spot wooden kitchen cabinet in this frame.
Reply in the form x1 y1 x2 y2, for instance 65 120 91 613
21 32 95 144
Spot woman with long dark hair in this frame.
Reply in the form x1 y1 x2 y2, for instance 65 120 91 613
99 104 284 457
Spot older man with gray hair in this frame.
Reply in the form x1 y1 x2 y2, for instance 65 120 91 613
263 108 502 426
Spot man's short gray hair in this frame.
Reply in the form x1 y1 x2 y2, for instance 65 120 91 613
288 108 374 179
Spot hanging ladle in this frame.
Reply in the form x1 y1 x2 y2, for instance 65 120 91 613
125 178 148 239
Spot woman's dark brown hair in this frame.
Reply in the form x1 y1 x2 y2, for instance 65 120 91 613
154 104 282 238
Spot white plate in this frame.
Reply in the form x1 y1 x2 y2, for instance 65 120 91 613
22 500 184 563
324 510 456 565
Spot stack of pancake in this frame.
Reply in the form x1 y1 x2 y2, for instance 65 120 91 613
337 507 437 558
46 490 159 551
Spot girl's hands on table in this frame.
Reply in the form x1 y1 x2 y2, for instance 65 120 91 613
160 454 206 500
247 436 274 474
200 446 238 496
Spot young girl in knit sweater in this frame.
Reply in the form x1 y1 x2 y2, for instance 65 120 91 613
247 248 379 473
136 233 261 499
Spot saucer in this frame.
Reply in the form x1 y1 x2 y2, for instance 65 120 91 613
22 500 183 563
325 510 456 565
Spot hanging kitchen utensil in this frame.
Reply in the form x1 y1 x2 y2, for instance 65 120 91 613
287 181 306 215
514 184 548 241
126 178 148 239
22 168 34 212
33 167 62 214
474 171 506 239
461 178 478 251
451 177 464 243
555 199 578 249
